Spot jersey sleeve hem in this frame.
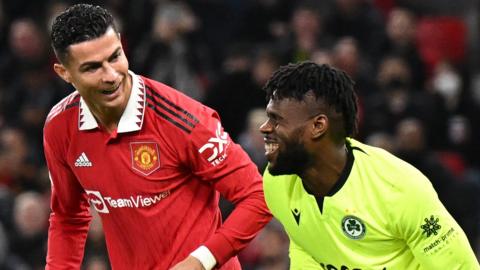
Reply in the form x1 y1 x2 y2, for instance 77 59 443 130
204 233 236 266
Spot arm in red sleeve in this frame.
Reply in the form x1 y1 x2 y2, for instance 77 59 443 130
187 113 272 266
205 144 272 266
44 128 92 269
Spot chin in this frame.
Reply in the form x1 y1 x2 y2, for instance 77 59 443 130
268 146 311 176
267 163 293 176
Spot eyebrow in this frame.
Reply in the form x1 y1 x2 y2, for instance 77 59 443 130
266 109 283 120
78 47 122 71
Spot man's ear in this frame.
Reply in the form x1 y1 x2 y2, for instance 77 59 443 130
311 114 328 139
53 63 72 84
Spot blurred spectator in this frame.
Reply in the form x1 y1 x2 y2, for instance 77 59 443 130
185 0 236 69
84 256 110 270
0 17 67 167
428 60 480 153
331 37 375 98
311 48 334 66
239 220 289 270
0 187 14 230
430 61 463 111
279 1 333 63
379 7 426 90
365 131 396 153
253 221 289 270
131 1 207 100
0 128 28 189
440 115 479 181
9 191 48 269
234 0 293 44
1 62 67 161
0 126 49 193
204 46 271 140
0 18 49 86
238 108 269 172
0 222 30 270
102 0 156 54
324 0 386 61
361 55 447 145
83 209 110 269
45 1 69 31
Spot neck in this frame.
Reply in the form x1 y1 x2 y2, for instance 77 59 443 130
91 107 123 133
299 141 348 197
88 74 132 133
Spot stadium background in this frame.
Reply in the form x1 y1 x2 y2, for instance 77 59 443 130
0 0 479 269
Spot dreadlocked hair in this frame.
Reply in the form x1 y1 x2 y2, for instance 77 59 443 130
263 61 358 137
51 4 117 63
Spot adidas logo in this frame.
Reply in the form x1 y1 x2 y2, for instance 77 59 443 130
75 152 92 167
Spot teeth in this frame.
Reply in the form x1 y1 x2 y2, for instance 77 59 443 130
264 143 279 154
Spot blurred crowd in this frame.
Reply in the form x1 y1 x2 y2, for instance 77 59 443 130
0 0 479 269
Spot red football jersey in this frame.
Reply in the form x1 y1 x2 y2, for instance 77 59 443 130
43 71 272 269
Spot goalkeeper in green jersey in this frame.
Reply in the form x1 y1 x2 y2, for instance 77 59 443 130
260 61 479 269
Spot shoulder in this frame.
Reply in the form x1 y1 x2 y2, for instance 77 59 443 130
348 138 435 199
45 91 80 124
349 138 426 180
43 91 80 151
44 91 80 135
263 169 298 206
142 76 217 134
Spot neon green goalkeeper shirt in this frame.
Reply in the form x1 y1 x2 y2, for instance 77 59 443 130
263 138 479 270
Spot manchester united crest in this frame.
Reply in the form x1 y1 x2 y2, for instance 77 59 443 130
130 142 160 175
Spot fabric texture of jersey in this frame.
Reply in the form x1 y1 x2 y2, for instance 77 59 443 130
263 138 479 270
44 71 271 269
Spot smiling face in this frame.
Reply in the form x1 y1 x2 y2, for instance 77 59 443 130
53 27 131 115
260 96 322 176
260 62 358 176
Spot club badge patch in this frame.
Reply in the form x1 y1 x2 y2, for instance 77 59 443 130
130 142 160 175
421 215 441 237
342 215 366 240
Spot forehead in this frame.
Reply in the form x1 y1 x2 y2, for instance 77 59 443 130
67 28 121 65
266 97 312 120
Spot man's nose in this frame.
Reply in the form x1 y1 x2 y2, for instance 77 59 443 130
259 120 272 134
102 63 118 83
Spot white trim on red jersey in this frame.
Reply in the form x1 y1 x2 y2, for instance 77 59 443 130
79 70 146 132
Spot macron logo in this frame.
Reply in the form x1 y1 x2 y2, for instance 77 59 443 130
75 152 92 167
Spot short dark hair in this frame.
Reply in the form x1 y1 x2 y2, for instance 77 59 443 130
263 61 358 138
51 4 117 63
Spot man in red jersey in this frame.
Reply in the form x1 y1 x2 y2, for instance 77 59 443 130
44 4 271 270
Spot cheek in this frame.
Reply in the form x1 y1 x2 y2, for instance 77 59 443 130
71 76 99 93
78 76 97 87
117 56 129 72
275 130 291 145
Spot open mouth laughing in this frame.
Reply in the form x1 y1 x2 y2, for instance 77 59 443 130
101 82 121 95
265 142 279 155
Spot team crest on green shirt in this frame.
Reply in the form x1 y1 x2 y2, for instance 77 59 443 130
341 215 366 240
